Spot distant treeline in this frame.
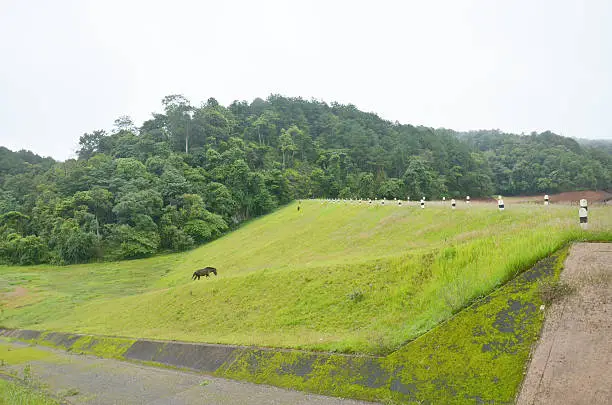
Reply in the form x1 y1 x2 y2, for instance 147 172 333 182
1 95 610 265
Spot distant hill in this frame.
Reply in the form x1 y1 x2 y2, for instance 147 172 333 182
0 146 55 177
574 137 612 155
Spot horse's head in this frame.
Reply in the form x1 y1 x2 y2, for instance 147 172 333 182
212 268 218 276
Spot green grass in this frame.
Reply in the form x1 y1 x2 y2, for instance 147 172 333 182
0 344 55 366
0 249 572 404
1 201 610 355
0 379 59 405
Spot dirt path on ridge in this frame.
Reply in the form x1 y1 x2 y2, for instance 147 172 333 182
517 243 612 405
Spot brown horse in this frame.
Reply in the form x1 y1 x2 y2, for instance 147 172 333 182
192 267 217 280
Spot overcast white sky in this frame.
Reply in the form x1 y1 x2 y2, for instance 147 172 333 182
0 0 611 160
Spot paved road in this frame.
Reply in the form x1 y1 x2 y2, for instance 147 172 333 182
0 340 377 405
517 243 612 405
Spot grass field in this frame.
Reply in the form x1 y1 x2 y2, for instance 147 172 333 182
1 201 610 355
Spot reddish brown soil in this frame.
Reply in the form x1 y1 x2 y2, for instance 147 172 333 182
503 190 611 204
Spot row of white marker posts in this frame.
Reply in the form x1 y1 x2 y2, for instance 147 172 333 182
579 199 588 230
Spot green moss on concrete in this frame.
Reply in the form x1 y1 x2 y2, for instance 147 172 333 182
69 335 137 359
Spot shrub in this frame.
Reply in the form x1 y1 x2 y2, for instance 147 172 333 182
109 224 160 259
0 234 49 265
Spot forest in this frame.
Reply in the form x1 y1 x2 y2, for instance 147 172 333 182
1 94 610 265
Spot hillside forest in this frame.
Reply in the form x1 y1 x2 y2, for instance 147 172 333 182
1 95 610 265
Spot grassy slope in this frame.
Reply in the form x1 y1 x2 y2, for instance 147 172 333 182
1 201 610 354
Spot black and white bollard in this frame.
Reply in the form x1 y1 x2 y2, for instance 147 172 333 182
466 195 470 205
544 194 549 206
442 196 446 202
381 199 385 205
498 198 504 211
398 200 402 206
579 199 588 230
420 199 425 209
369 199 372 205
451 199 456 209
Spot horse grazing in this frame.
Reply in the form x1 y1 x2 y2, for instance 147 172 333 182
192 267 217 280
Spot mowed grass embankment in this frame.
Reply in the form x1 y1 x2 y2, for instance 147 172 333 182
1 201 610 354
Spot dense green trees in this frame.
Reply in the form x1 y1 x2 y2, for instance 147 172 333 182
0 95 610 265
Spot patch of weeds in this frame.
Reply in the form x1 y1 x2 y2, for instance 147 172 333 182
199 379 210 386
0 378 59 405
539 280 576 305
23 364 32 385
347 290 364 303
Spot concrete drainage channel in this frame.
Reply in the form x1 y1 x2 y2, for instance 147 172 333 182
0 328 257 374
0 249 568 404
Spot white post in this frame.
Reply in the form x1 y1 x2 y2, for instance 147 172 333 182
579 209 588 229
420 198 425 209
398 200 402 206
498 198 504 211
466 195 470 204
442 196 446 202
579 199 588 230
381 199 385 205
451 199 456 209
544 194 549 206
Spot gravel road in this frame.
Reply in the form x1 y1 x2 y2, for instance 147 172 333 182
0 340 378 405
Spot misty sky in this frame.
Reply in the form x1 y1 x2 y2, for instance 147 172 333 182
1 0 611 160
